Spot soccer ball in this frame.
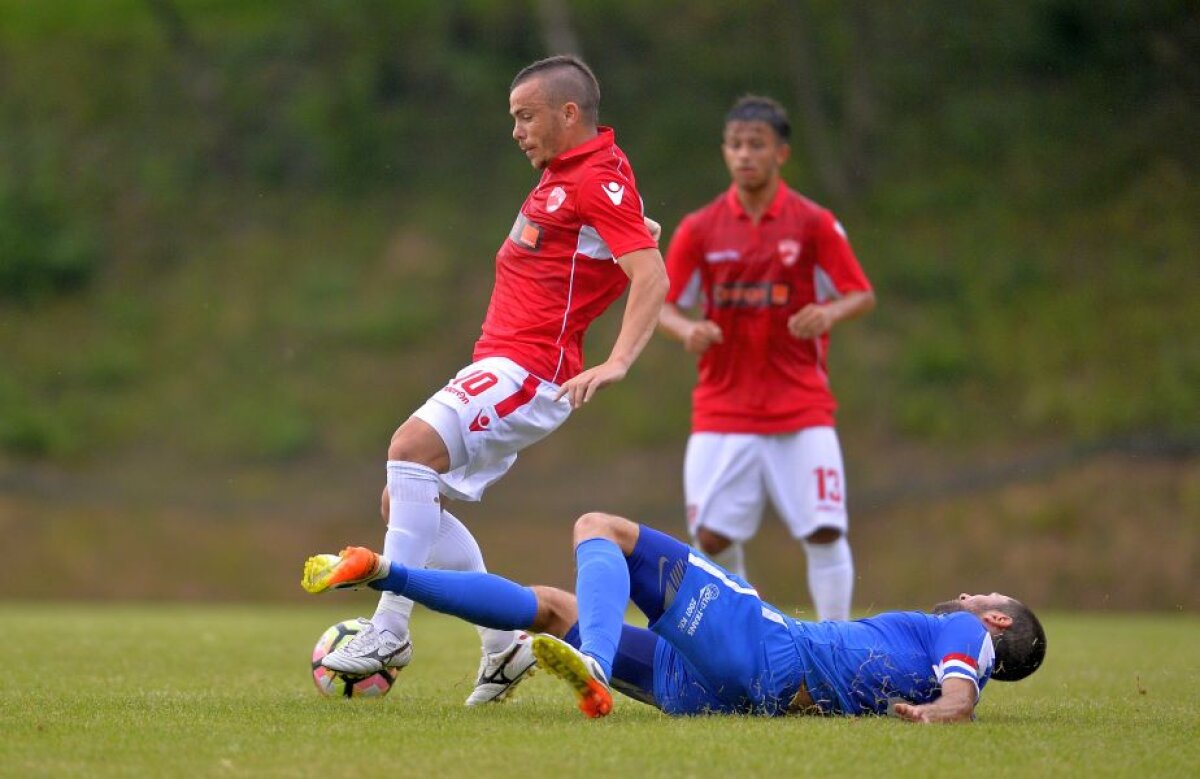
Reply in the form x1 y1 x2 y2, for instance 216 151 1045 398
311 618 399 699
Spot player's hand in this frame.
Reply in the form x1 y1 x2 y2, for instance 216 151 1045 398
890 685 975 724
683 320 723 354
554 360 629 409
788 304 835 339
890 702 932 723
643 216 662 243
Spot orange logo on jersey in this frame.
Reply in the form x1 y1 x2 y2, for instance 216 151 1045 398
509 213 543 250
712 281 791 308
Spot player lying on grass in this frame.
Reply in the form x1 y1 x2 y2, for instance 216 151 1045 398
302 512 1046 722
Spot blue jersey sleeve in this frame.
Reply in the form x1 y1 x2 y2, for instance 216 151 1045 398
931 612 995 695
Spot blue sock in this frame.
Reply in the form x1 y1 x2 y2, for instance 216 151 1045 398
574 538 629 680
370 563 538 630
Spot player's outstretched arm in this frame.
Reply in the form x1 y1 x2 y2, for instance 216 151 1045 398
891 678 978 724
556 247 668 408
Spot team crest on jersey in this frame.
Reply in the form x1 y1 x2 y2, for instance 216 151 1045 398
509 213 543 250
778 238 801 267
545 186 566 213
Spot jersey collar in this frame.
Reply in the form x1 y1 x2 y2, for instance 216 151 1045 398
547 126 616 170
725 179 789 221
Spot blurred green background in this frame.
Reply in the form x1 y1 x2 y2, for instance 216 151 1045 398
1 0 1196 612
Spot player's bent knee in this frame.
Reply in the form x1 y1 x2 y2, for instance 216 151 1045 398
695 526 732 555
573 512 637 548
387 418 451 471
804 526 843 544
573 512 616 541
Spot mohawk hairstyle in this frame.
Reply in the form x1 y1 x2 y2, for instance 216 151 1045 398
511 55 601 127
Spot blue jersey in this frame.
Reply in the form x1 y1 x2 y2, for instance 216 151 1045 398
791 611 994 715
649 554 994 716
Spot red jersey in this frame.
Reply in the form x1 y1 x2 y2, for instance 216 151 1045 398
665 182 871 433
473 127 657 384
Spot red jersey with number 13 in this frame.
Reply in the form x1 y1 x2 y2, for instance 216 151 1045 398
665 183 872 433
473 127 657 384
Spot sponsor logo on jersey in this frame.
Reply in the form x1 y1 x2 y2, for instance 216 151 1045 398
711 281 791 308
602 181 625 205
704 249 740 264
678 583 720 636
442 384 472 405
778 238 801 267
546 186 566 213
509 213 543 250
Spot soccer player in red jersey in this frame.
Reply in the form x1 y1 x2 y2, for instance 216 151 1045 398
658 96 875 621
319 55 669 702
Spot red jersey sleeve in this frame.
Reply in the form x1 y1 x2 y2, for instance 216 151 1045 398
814 211 872 294
664 213 705 306
575 171 657 260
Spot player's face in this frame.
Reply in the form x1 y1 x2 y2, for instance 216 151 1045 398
510 78 569 170
932 592 1012 615
722 120 788 193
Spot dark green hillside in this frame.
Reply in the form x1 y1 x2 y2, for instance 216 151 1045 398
1 1 1196 608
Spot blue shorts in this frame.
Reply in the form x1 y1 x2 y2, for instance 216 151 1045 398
625 526 805 716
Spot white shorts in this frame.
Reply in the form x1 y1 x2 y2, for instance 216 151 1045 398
412 357 571 501
683 427 849 543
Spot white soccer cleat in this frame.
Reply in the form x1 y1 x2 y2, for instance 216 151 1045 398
464 632 538 706
320 618 413 675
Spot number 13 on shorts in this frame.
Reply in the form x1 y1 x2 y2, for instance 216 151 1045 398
814 467 842 504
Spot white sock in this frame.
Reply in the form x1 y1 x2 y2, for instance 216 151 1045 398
427 509 485 572
371 461 443 640
709 542 747 579
804 536 854 621
427 509 514 655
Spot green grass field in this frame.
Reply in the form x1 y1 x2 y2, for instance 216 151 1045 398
2 603 1196 777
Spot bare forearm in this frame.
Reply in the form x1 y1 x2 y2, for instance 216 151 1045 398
657 301 694 342
789 288 876 339
892 679 977 724
826 289 875 325
608 254 669 369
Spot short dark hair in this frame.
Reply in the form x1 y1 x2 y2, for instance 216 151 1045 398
511 55 601 127
725 95 790 141
990 599 1047 682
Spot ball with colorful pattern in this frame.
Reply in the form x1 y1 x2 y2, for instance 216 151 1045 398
311 619 399 698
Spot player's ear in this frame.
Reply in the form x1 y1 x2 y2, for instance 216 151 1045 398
776 141 791 166
562 101 580 127
981 611 1013 633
